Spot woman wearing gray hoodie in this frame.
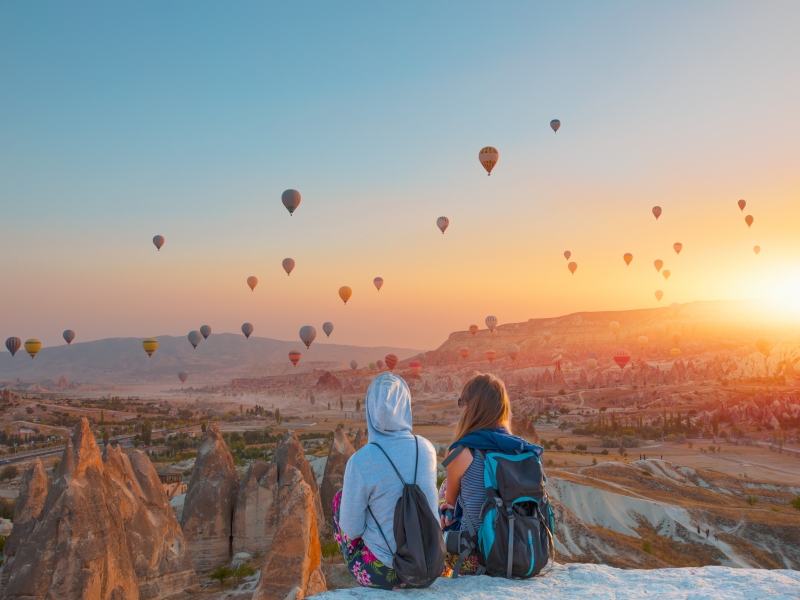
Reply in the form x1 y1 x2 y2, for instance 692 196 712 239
332 372 439 589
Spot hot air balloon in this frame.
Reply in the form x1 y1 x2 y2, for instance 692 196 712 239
153 235 164 251
339 286 352 304
459 347 470 360
200 325 212 339
63 330 75 345
178 371 188 383
22 339 40 359
638 335 648 348
282 258 295 276
755 337 770 355
652 206 662 220
437 216 449 234
5 337 21 357
350 360 359 371
671 332 681 346
506 344 519 361
551 353 563 370
288 350 301 366
188 331 202 349
663 270 671 281
543 332 552 342
754 246 760 255
469 325 478 336
745 215 754 228
299 326 316 349
486 350 497 363
322 322 334 337
568 262 577 274
369 362 376 371
485 316 498 331
282 189 301 215
550 119 561 133
417 352 426 362
670 348 681 356
587 358 598 368
738 199 746 211
588 351 598 359
242 323 254 339
373 277 384 291
673 243 682 255
479 146 498 175
623 253 633 266
655 290 664 302
385 354 398 371
564 250 571 260
247 276 258 291
377 359 384 370
654 259 663 272
613 349 630 369
142 338 158 357
609 321 620 335
408 361 422 377
670 302 681 316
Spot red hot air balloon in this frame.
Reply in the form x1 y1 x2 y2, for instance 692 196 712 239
469 325 478 336
623 253 633 266
673 243 682 255
289 350 301 367
408 361 422 377
384 354 398 371
563 250 571 260
459 347 470 360
738 199 746 211
377 359 384 370
652 206 662 220
613 349 631 369
485 350 497 363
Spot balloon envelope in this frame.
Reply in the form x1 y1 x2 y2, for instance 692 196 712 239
188 331 202 349
613 349 630 369
745 215 754 227
142 338 158 357
738 199 746 211
568 262 577 274
5 337 21 357
408 361 422 377
459 347 470 360
178 371 188 383
338 286 352 304
369 362 376 371
550 119 561 133
655 290 664 301
673 243 682 255
282 189 301 215
289 350 301 366
652 206 662 220
282 258 295 276
563 250 571 260
654 260 663 272
247 276 258 291
469 325 478 336
478 146 499 175
437 216 449 234
753 246 760 255
638 335 648 348
486 350 497 363
385 354 398 371
63 330 75 345
23 339 41 359
322 322 334 337
350 360 358 371
670 348 681 356
609 321 620 335
242 323 254 339
551 353 563 365
663 270 671 281
377 359 384 370
299 326 317 348
200 325 212 339
587 358 598 368
373 277 384 291
623 253 633 266
153 235 164 251
506 344 519 360
485 316 498 331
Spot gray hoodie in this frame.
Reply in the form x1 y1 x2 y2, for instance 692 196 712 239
338 373 438 566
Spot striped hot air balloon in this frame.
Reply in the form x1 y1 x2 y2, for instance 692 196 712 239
24 339 41 359
289 350 301 366
485 316 498 331
459 347 470 360
479 146 499 175
384 354 398 371
652 206 662 220
408 361 421 377
486 350 497 363
5 337 21 357
142 338 158 357
437 216 449 234
613 349 630 369
469 325 478 336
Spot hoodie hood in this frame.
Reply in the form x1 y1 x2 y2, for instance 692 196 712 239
365 373 414 444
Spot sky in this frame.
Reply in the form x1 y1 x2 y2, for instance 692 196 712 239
1 1 800 351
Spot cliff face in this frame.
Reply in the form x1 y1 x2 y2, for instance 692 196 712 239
320 425 355 520
273 430 327 535
232 460 279 556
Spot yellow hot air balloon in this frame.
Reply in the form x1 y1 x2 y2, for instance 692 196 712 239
655 290 664 302
339 286 353 305
663 270 671 281
623 253 633 266
24 339 41 359
609 321 620 335
670 348 681 356
142 338 158 358
654 259 663 272
587 358 597 368
479 146 499 175
247 276 258 291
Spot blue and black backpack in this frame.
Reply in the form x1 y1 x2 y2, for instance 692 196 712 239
443 447 555 578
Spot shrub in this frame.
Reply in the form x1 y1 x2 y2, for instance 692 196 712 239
642 541 652 554
792 496 800 511
234 564 256 579
320 538 340 559
1 466 18 482
746 495 758 506
575 443 587 451
592 458 597 465
210 566 234 586
601 449 609 455
642 470 652 476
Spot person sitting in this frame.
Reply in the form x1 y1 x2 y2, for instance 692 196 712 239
439 373 544 577
332 372 438 590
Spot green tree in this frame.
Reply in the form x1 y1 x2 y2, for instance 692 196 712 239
100 410 105 425
340 396 344 410
233 563 256 580
275 408 281 425
102 429 110 446
210 566 234 586
746 495 759 506
1 465 18 482
132 438 141 448
201 420 207 433
355 399 361 412
327 402 330 411
142 419 152 446
791 496 800 511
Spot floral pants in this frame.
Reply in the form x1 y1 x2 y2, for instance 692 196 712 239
332 491 408 590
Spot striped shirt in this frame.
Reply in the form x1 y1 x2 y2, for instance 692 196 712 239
457 449 486 532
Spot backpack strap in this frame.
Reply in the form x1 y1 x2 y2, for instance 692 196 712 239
369 441 407 485
441 444 467 468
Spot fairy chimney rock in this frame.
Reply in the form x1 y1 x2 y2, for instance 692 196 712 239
180 421 240 572
320 425 355 520
273 430 326 534
232 460 279 556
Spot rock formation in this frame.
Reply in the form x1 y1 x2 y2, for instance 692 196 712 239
320 425 355 520
273 430 326 535
0 459 49 588
252 466 327 600
511 414 540 444
315 371 343 392
353 428 367 450
180 421 240 572
232 460 279 555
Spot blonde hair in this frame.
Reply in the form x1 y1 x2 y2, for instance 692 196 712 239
452 373 511 443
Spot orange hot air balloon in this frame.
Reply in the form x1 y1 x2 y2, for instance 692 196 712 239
652 206 662 220
638 335 648 348
655 290 664 302
479 146 499 175
567 262 577 274
563 250 571 260
738 199 746 211
506 344 519 361
543 331 552 342
671 332 681 346
613 349 630 369
670 348 681 356
663 270 671 281
654 259 663 272
289 350 301 367
247 276 258 291
469 325 478 336
753 245 760 255
408 361 422 377
339 286 353 304
485 350 497 363
623 253 633 266
673 243 682 255
745 215 754 228
459 347 470 360
384 354 398 371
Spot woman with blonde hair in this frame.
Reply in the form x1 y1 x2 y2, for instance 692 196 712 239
439 373 543 576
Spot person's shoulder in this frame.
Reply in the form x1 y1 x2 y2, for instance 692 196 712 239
414 435 438 459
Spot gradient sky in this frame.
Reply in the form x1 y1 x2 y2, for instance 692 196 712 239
2 1 800 350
